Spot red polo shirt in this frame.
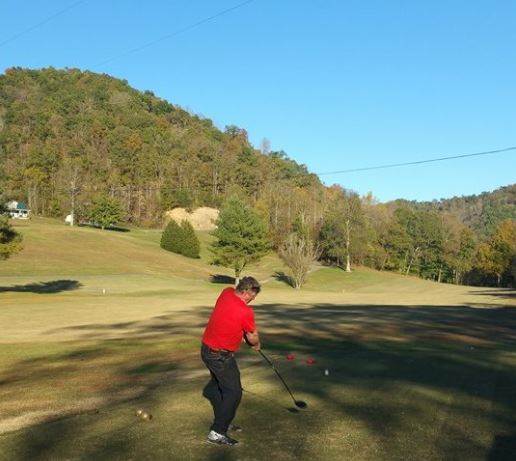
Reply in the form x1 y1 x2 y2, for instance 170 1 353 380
202 287 257 352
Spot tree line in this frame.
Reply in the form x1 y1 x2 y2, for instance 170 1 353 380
0 68 514 287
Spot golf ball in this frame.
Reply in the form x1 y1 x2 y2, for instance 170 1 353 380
324 369 329 376
135 409 143 416
142 412 152 421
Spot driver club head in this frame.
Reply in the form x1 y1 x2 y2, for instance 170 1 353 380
295 400 308 409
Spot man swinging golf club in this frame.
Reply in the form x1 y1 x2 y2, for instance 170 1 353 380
201 276 261 446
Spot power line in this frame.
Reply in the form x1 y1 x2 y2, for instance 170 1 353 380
91 0 256 70
0 0 88 48
316 146 516 176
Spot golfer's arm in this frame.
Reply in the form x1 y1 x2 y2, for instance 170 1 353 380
245 331 261 350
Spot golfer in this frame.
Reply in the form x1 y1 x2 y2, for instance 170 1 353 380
201 276 261 446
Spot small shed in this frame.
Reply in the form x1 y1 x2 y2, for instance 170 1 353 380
5 200 31 219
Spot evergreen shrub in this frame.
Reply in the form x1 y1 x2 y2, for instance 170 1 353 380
160 219 200 258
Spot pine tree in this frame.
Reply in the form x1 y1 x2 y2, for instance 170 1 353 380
210 196 270 282
180 220 200 258
160 219 182 254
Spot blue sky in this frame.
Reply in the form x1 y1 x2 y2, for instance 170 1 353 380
1 0 515 202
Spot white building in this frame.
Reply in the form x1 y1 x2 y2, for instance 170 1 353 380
5 201 30 219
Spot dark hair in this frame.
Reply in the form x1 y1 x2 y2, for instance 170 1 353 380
235 276 261 294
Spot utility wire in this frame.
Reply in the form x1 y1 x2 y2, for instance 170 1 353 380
0 0 88 48
317 146 516 175
91 0 256 70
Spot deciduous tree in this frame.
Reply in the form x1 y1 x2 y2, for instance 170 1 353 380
279 233 321 289
88 196 123 230
475 219 516 286
319 187 366 271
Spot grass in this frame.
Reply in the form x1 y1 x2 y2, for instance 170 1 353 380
0 218 515 460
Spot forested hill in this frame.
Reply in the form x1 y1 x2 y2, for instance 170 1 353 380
0 67 321 237
397 184 516 238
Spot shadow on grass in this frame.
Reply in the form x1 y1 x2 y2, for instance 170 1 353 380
0 279 82 293
470 288 516 300
79 223 130 232
273 271 295 288
210 274 235 284
489 434 516 461
2 301 516 459
0 340 185 460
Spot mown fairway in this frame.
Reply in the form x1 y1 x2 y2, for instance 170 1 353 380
0 219 515 461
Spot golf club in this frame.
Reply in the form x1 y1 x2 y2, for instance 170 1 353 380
258 349 307 409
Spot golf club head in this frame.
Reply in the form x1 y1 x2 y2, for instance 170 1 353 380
295 400 307 409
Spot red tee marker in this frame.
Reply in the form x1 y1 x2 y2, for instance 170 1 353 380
306 357 316 365
286 353 295 361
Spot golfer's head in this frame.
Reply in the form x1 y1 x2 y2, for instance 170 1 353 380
235 277 261 304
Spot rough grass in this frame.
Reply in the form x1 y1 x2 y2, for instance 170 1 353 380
0 218 288 282
0 218 515 460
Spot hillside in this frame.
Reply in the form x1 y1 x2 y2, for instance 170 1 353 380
0 217 288 282
0 67 321 238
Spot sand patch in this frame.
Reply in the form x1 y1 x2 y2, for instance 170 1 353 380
164 207 219 231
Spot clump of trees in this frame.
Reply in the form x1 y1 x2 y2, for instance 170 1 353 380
305 184 514 288
160 219 200 258
472 219 515 287
319 187 367 272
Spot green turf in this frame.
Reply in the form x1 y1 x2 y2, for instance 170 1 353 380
0 218 515 460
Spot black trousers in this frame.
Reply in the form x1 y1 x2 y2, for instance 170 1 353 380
201 343 242 435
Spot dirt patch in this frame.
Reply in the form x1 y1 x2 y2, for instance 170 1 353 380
164 207 219 231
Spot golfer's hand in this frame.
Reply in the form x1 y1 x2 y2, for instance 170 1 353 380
252 342 261 351
245 331 260 349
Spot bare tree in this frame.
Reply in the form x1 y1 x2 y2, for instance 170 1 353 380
68 162 81 227
279 234 321 289
260 137 271 155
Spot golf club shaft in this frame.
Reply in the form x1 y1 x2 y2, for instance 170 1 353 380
258 350 299 405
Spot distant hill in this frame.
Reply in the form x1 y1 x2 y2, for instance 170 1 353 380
395 184 516 238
